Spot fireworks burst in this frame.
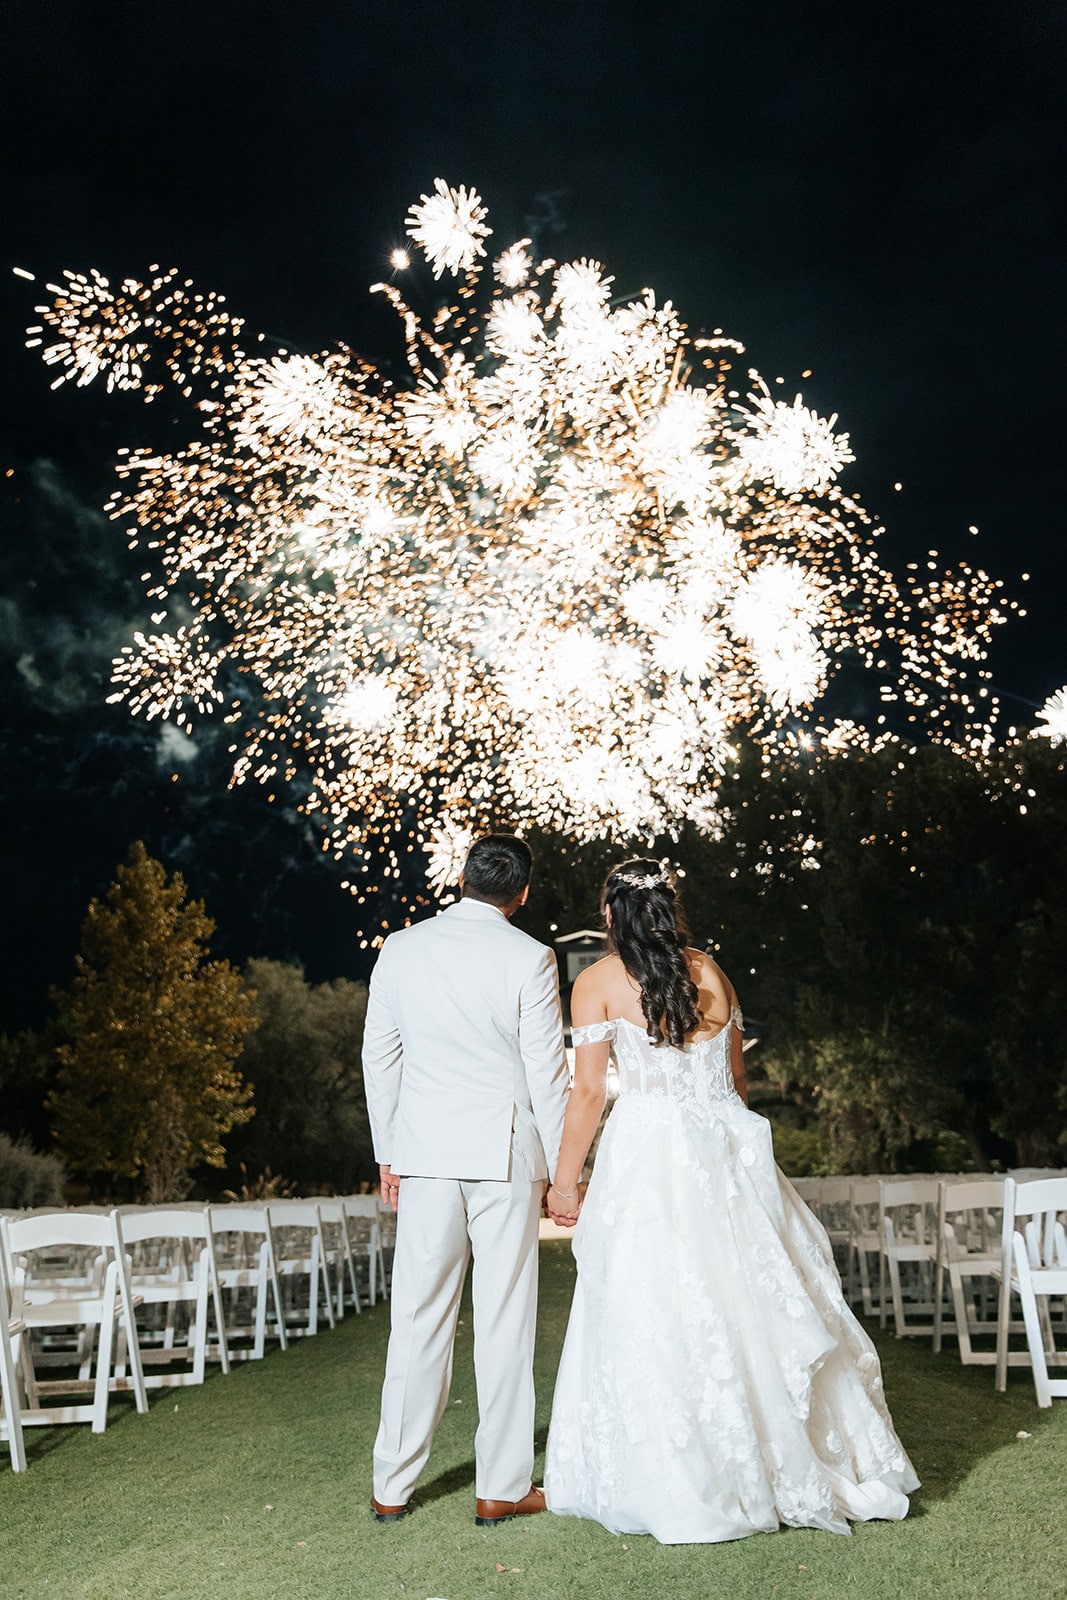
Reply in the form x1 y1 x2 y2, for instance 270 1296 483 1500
1033 687 1067 747
25 181 1021 939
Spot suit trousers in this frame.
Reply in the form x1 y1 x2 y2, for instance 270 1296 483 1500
372 1173 543 1506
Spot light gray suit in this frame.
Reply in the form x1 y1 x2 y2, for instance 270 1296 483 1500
363 896 570 1505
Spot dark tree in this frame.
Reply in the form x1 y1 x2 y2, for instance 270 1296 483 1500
224 959 374 1195
49 842 256 1201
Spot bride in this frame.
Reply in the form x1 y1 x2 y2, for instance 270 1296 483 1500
543 859 918 1545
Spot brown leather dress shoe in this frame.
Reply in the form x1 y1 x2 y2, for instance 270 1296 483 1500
371 1495 411 1522
475 1485 547 1525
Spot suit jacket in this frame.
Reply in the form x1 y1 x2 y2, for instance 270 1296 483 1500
362 897 570 1182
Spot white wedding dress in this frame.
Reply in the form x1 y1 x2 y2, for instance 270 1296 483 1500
544 1013 919 1544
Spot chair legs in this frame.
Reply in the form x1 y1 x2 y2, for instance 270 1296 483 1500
1012 1233 1067 1407
91 1264 119 1433
0 1322 27 1472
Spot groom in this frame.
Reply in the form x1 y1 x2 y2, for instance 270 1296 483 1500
362 833 570 1525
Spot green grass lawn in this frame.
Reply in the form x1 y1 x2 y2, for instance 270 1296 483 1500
1 1242 1062 1600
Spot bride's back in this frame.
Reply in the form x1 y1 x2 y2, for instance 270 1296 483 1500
577 949 735 1045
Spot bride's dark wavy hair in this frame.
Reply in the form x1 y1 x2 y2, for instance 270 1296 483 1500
602 858 701 1047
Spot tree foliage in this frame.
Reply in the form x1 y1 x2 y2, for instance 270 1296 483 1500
48 842 256 1201
223 959 374 1195
757 740 1067 1171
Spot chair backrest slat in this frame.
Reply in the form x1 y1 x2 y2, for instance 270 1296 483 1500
4 1212 116 1251
114 1207 211 1244
941 1180 1005 1212
1011 1177 1067 1219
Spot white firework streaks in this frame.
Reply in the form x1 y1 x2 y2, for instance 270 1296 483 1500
23 181 1022 938
1033 687 1067 747
405 179 491 278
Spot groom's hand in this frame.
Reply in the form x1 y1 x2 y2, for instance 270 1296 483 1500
379 1163 401 1212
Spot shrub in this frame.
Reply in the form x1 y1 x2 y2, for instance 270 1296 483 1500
0 1132 66 1209
221 1163 297 1201
768 1120 833 1177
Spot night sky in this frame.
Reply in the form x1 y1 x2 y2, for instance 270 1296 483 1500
1 1 1063 1030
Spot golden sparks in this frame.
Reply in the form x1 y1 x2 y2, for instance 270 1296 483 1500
25 181 1020 937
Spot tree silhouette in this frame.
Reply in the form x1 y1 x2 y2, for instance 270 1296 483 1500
49 841 255 1200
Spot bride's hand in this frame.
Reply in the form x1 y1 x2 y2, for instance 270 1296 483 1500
546 1182 582 1226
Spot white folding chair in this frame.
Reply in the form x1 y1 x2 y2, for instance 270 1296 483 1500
207 1205 288 1361
880 1179 941 1337
815 1177 852 1277
341 1195 387 1306
0 1244 27 1471
0 1210 148 1433
113 1207 230 1388
847 1179 883 1316
0 1216 104 1372
996 1177 1067 1406
267 1201 336 1338
933 1180 1010 1363
789 1177 822 1211
314 1199 362 1318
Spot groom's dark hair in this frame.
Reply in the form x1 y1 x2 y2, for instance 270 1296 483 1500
462 833 532 906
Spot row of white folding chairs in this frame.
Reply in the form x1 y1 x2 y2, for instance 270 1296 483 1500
791 1170 1065 1322
791 1173 942 1314
792 1171 1067 1404
0 1194 391 1470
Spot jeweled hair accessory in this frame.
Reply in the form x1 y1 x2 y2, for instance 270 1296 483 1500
613 867 671 890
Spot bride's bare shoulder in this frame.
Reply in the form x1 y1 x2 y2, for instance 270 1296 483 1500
686 946 732 978
686 948 736 1015
570 953 625 1027
572 953 624 996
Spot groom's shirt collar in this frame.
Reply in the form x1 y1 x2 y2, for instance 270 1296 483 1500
442 897 509 924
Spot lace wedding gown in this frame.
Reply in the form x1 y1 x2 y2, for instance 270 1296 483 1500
544 1013 918 1544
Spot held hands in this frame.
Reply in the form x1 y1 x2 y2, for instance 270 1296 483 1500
545 1180 583 1228
379 1163 401 1213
